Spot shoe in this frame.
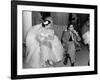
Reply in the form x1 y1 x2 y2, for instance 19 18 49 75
63 61 67 65
71 63 74 66
88 61 90 66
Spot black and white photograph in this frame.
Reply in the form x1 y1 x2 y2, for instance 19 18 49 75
11 1 97 79
23 11 90 68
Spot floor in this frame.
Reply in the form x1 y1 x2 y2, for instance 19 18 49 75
53 43 89 67
23 43 89 68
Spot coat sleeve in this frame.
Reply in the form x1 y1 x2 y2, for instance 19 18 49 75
74 33 81 41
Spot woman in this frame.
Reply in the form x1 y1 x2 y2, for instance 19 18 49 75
82 20 90 49
82 20 90 65
61 24 81 66
25 16 64 68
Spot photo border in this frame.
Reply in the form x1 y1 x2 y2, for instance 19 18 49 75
11 1 98 79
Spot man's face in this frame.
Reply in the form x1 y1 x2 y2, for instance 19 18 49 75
69 25 74 31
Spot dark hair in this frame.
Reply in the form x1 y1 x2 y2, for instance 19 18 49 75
40 12 51 21
67 23 74 29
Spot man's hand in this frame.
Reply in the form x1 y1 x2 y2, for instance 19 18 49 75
72 30 78 36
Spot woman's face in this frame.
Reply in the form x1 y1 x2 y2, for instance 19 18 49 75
69 25 74 31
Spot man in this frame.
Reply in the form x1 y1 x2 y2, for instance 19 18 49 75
61 24 81 66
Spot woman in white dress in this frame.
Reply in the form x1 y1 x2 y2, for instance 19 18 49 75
82 20 90 65
25 17 64 68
